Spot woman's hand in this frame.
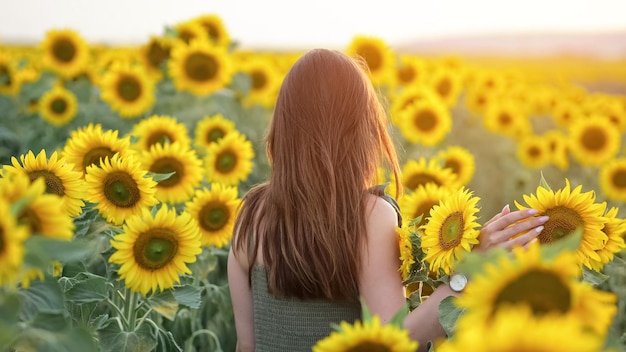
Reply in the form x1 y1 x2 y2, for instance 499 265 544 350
475 204 549 251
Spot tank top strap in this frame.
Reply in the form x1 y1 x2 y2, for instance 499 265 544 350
368 183 402 228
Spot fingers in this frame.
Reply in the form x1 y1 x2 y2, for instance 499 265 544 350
484 209 540 234
489 215 549 244
502 226 543 249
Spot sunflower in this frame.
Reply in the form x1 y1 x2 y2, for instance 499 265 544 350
140 142 204 204
483 99 532 140
438 305 604 352
0 51 21 96
514 179 608 270
428 68 462 108
62 123 132 175
109 205 202 296
193 114 237 151
238 57 281 108
168 39 233 96
434 146 475 187
394 55 427 89
139 36 173 79
389 85 441 126
397 98 452 146
464 86 495 116
516 133 551 169
204 131 255 185
400 183 452 229
599 157 626 202
38 85 78 126
0 173 74 240
129 114 192 152
0 198 28 286
192 14 231 47
174 21 208 45
397 226 415 282
99 62 156 118
543 129 570 170
454 243 617 335
550 98 584 129
2 149 85 217
84 154 158 225
401 158 460 192
420 187 480 275
568 115 620 167
185 183 241 248
586 206 626 271
345 35 395 86
40 29 90 78
312 316 418 352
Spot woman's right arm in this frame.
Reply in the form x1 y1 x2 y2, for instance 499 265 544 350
227 248 255 352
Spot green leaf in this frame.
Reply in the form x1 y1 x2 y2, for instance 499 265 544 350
146 171 175 182
23 236 96 268
172 285 204 309
0 293 21 350
359 297 373 323
438 296 464 338
65 276 108 304
19 276 65 321
154 328 183 352
388 303 409 328
148 290 179 320
98 320 157 352
453 246 509 278
582 266 610 286
539 226 583 261
539 171 552 191
31 311 69 332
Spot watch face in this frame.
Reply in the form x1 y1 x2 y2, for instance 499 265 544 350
450 273 468 292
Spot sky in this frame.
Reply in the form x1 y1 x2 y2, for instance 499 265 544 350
0 0 625 50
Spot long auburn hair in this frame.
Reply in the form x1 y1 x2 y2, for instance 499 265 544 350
232 48 401 301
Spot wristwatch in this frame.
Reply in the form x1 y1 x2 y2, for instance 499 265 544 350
449 273 468 292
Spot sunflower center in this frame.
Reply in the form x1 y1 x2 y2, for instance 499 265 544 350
540 206 584 244
413 109 437 132
499 112 512 126
358 44 383 71
103 171 140 208
134 228 178 270
146 131 173 147
398 65 416 84
150 157 184 188
438 211 464 249
251 71 267 90
117 74 142 102
611 168 626 189
203 23 220 41
0 65 12 86
528 146 541 158
50 97 68 114
19 208 42 234
580 126 606 151
147 41 170 68
199 201 230 231
215 151 237 173
184 52 218 82
82 147 116 170
436 78 452 98
444 159 460 175
28 170 66 197
52 38 77 63
406 174 441 191
412 201 439 227
178 30 196 44
345 341 391 352
493 269 571 316
207 128 226 143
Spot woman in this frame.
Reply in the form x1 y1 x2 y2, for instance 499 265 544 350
228 49 545 352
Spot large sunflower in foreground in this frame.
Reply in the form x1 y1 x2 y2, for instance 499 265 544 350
516 133 551 169
401 158 460 192
400 183 452 229
586 206 626 271
84 154 158 225
599 157 626 202
140 142 204 204
0 198 28 286
193 114 236 151
40 29 90 78
0 173 74 240
38 85 78 126
109 206 202 296
185 183 241 248
397 98 452 146
2 149 85 217
454 243 617 336
168 39 233 96
437 305 604 352
312 316 418 352
204 131 255 185
99 62 156 118
434 146 475 188
345 35 395 86
129 114 192 152
567 115 620 167
63 123 132 175
421 187 481 275
514 179 608 269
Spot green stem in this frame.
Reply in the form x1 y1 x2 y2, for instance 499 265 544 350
134 308 153 331
125 287 139 331
185 329 223 352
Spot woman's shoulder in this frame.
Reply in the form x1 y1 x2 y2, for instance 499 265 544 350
366 183 402 228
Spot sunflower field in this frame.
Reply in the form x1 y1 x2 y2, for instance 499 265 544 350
1 13 626 352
